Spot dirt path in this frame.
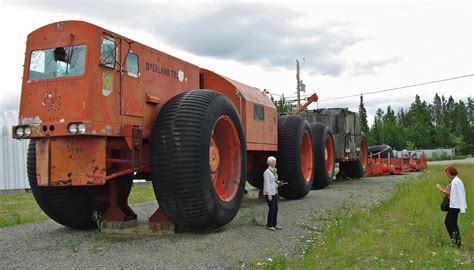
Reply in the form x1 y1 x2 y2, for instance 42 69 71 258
428 157 474 166
0 173 420 269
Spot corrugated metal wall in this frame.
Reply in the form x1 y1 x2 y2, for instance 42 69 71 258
418 148 455 159
0 111 30 190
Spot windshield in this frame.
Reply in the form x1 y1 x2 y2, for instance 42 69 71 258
28 44 87 80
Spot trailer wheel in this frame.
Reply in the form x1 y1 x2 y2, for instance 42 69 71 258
339 134 368 178
27 140 108 230
151 90 246 230
311 122 335 189
277 115 314 199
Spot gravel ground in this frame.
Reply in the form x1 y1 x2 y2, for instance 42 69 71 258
0 173 420 269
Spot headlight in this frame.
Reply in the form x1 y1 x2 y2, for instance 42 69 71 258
24 127 32 137
15 127 24 138
78 123 86 134
68 123 78 134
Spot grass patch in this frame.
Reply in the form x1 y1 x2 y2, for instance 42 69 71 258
0 191 48 227
0 182 156 228
127 182 156 204
261 164 473 269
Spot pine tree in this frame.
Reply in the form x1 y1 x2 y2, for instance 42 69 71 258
359 95 369 134
432 93 443 126
443 96 455 128
406 95 433 149
371 108 385 145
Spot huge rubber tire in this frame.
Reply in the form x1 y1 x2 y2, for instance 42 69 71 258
151 90 247 230
27 140 108 230
310 122 335 189
277 115 314 199
339 134 368 178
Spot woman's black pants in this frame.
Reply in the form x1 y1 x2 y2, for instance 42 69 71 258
266 195 278 227
445 208 461 247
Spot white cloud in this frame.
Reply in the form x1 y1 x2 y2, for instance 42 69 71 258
0 1 472 121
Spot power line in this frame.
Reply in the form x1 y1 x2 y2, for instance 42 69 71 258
318 74 474 103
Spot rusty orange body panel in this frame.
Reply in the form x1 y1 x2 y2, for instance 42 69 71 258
200 69 277 151
36 137 106 186
15 21 278 186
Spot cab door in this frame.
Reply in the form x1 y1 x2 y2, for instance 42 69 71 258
121 42 143 117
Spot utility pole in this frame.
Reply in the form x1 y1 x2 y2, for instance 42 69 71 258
296 59 301 109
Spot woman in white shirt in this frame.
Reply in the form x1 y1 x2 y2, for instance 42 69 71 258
263 156 282 231
436 166 467 247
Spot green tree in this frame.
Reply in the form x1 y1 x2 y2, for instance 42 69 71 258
370 108 385 145
450 100 471 154
443 96 455 128
464 98 474 154
432 93 443 126
397 108 409 127
433 125 451 147
271 94 296 113
404 95 434 149
368 94 472 154
359 95 369 134
383 106 404 149
408 95 432 126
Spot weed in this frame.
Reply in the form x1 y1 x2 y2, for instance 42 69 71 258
63 234 83 253
91 210 103 232
241 209 265 226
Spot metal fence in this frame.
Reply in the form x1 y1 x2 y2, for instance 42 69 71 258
0 111 30 190
420 148 456 159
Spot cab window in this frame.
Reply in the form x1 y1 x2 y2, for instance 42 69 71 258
126 52 138 77
100 37 116 68
254 104 264 121
28 45 87 80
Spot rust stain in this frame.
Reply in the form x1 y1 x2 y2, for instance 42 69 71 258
42 90 62 112
52 179 72 186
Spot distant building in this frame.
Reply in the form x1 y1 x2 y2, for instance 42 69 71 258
0 111 30 191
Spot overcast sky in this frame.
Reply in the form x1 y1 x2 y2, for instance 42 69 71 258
0 0 472 124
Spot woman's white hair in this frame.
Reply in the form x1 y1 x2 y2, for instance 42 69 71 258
267 156 276 165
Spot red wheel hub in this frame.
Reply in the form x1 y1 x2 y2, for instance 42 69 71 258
209 116 242 202
209 139 220 174
300 129 313 182
325 135 335 174
361 138 367 168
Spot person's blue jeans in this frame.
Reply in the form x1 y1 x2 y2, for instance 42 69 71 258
266 195 278 227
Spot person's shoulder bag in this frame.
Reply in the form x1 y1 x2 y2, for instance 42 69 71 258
440 196 449 212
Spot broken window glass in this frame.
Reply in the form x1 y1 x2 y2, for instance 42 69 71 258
100 37 116 68
28 45 87 81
